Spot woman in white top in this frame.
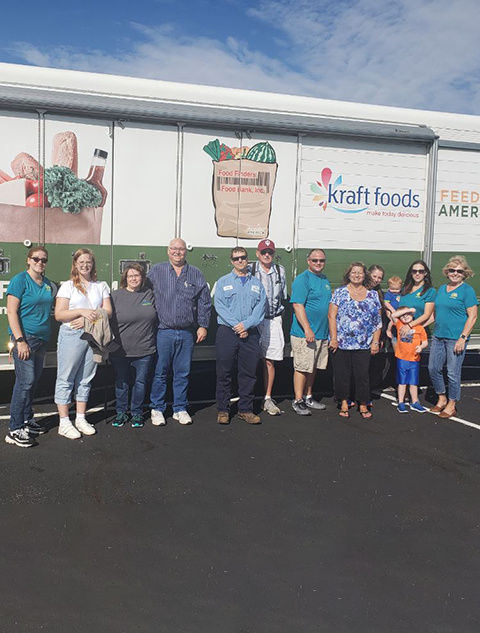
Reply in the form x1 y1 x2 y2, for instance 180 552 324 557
54 248 112 439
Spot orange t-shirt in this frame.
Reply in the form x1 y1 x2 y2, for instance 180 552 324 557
395 323 427 362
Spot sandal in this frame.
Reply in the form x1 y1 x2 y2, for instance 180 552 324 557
339 409 350 418
359 407 373 419
438 408 456 419
430 403 447 413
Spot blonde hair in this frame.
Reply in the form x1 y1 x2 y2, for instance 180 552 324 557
442 255 474 279
388 276 403 286
70 248 98 295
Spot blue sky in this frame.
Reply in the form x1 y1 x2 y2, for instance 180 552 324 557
1 0 480 115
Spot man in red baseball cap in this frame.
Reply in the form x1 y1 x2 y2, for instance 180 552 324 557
250 239 287 415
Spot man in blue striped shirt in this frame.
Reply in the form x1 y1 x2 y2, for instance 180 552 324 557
147 238 211 426
214 247 266 425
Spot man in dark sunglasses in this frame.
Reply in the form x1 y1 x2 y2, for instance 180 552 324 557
251 239 287 415
290 248 330 415
214 247 266 425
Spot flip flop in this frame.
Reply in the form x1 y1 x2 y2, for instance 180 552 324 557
359 409 373 419
339 409 350 418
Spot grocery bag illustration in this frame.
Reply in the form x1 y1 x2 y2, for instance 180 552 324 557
0 131 108 244
204 140 278 239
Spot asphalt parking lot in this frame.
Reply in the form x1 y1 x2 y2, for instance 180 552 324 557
1 362 480 633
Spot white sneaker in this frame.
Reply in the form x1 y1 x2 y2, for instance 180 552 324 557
151 409 166 426
75 418 96 436
58 420 81 440
172 410 192 425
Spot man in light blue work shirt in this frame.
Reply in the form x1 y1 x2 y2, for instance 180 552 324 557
214 247 266 425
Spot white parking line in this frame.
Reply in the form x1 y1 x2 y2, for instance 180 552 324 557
0 404 110 422
378 391 480 431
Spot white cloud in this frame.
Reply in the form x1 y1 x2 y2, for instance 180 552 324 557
6 0 480 114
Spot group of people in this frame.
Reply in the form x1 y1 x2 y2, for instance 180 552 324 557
5 238 478 447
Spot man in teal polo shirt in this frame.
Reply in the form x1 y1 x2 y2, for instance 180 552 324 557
290 248 331 415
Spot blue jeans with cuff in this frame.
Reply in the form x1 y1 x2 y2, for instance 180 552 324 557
428 335 467 402
54 325 97 405
10 335 48 432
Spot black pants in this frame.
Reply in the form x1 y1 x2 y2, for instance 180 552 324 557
334 349 371 403
215 325 261 412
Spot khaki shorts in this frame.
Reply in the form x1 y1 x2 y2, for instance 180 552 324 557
290 336 329 373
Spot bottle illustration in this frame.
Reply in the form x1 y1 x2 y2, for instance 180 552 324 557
85 149 108 207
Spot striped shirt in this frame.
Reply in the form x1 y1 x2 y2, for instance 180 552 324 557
251 262 287 319
147 262 211 330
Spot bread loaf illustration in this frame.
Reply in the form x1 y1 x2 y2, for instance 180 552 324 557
52 131 78 176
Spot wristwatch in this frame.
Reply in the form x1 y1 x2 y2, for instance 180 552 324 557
15 336 26 343
460 334 467 340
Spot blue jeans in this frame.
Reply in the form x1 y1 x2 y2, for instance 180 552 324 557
150 328 195 413
10 335 48 431
110 355 154 415
428 335 467 402
54 326 97 405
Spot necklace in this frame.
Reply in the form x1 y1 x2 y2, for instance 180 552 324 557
348 284 365 299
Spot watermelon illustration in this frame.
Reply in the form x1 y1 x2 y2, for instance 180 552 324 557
246 142 276 163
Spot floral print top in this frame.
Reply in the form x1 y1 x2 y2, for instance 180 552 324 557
330 286 382 350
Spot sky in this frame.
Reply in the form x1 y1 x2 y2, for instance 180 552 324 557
1 0 480 115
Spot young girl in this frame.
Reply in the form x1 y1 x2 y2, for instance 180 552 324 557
54 248 112 439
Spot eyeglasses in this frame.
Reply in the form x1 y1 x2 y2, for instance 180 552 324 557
127 273 142 278
310 258 326 264
260 250 274 256
412 269 426 274
31 257 48 264
232 255 247 262
448 268 465 275
169 247 186 252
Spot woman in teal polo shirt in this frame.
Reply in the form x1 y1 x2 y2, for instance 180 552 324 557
428 256 478 419
398 260 436 338
6 246 55 447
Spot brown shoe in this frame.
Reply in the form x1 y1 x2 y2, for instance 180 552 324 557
238 412 261 425
430 404 446 413
217 412 230 425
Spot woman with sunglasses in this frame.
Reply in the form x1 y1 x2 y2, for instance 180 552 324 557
428 256 478 418
5 247 55 447
54 248 112 439
397 260 436 339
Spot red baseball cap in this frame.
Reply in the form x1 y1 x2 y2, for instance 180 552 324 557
257 239 276 251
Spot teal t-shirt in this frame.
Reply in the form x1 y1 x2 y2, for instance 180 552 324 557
398 286 436 319
434 283 478 339
290 270 331 340
7 271 55 341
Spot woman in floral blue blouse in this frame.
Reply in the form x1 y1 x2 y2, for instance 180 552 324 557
328 262 382 419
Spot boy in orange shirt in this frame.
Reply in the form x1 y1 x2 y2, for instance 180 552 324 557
393 307 428 413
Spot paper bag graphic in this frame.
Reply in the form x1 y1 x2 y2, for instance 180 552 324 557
213 160 277 239
0 204 103 244
204 140 278 239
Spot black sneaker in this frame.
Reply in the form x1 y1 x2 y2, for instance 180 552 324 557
24 419 46 435
131 414 144 428
113 412 129 427
292 399 312 416
5 428 35 447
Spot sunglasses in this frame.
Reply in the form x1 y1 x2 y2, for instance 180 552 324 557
232 255 247 262
448 268 465 274
31 257 48 264
310 258 326 264
411 269 426 274
260 250 274 256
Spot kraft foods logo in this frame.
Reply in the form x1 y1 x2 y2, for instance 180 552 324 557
310 167 420 215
